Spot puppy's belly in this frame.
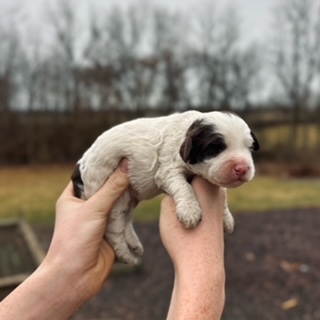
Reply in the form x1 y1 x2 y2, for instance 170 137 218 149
132 181 162 201
129 161 162 201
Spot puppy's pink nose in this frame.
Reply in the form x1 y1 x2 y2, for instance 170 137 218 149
234 164 249 176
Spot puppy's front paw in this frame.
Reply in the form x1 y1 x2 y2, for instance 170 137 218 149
176 201 202 229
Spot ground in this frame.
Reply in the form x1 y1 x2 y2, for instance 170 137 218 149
34 208 320 320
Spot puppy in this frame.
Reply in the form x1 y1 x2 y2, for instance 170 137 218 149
72 110 259 264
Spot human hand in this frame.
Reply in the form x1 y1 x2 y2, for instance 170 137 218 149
160 176 225 269
0 160 130 320
43 159 130 302
160 176 226 319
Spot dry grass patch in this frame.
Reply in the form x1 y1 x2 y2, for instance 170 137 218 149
228 176 320 213
0 166 320 224
0 166 71 224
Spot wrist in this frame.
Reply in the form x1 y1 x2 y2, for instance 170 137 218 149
40 256 93 307
33 261 87 318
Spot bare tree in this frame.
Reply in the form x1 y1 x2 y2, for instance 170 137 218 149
0 20 21 111
191 5 260 110
85 3 157 111
84 9 122 110
271 0 320 155
151 7 190 111
46 0 83 111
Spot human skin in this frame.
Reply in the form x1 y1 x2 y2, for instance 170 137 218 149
0 167 225 320
0 161 130 320
160 177 226 320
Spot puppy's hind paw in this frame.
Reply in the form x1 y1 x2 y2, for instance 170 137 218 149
106 233 140 265
113 242 140 265
125 224 144 257
130 243 144 257
116 252 140 265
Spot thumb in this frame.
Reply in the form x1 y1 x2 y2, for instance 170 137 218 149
85 159 130 215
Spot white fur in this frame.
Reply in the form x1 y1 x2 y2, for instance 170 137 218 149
76 110 257 264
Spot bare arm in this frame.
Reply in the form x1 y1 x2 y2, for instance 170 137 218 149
0 162 129 320
160 177 226 320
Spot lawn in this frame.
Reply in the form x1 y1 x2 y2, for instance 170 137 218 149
0 166 320 224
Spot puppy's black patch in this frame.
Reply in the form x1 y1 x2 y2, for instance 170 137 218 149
71 163 84 198
180 119 227 164
250 131 260 151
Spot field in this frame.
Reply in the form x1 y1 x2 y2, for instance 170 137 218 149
257 124 320 151
0 165 320 224
2 165 320 319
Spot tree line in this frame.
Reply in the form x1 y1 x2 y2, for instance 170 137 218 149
0 1 262 112
1 0 320 164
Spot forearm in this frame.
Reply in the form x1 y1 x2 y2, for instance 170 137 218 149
168 262 225 320
160 179 227 319
166 211 226 319
0 262 86 320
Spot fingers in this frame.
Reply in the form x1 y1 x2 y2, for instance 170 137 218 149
85 159 130 215
60 181 77 198
56 182 83 212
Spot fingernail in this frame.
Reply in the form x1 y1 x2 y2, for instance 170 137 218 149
119 158 129 173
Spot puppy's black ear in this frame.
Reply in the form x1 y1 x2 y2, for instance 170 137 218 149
71 163 84 198
250 131 260 151
180 134 193 163
180 120 204 163
180 119 226 164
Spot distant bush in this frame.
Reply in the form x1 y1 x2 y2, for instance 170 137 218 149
0 109 165 164
1 109 320 166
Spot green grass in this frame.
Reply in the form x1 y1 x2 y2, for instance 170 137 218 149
0 166 319 225
227 177 320 213
135 177 320 221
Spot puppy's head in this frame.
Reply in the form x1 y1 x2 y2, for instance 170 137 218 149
180 112 259 188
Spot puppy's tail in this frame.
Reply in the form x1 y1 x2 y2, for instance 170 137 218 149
71 162 84 198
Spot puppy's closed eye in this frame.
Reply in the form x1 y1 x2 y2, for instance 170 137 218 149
206 141 227 157
180 119 227 164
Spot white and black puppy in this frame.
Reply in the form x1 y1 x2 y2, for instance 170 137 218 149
72 110 259 264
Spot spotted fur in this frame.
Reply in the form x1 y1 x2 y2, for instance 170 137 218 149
72 110 259 264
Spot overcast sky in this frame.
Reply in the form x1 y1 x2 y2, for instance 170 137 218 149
0 0 277 43
0 0 280 103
